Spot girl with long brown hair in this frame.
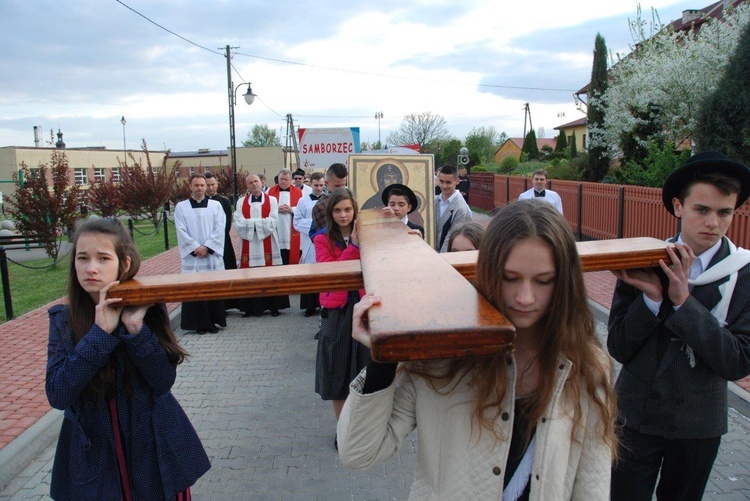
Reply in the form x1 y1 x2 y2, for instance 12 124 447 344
45 217 209 500
338 199 617 500
312 187 369 447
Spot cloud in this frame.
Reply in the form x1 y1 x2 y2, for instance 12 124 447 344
0 0 699 150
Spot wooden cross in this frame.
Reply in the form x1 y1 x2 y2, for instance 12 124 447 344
110 209 671 362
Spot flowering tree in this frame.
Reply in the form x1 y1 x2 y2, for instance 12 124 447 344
8 151 80 263
589 3 750 158
87 177 124 217
120 140 178 231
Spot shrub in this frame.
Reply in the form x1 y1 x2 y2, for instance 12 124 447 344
499 156 519 173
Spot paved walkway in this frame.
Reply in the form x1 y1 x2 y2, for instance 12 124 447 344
0 214 748 499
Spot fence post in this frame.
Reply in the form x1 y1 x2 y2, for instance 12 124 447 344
163 210 169 250
0 247 14 320
577 183 583 241
617 186 625 239
506 176 510 207
128 218 134 241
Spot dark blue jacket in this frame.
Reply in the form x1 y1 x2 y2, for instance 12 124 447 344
45 305 210 500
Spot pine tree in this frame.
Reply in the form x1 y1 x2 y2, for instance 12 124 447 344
570 131 578 158
555 130 568 153
585 33 610 180
695 20 750 164
521 130 539 160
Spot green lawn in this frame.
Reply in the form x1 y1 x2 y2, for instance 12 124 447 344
0 220 177 322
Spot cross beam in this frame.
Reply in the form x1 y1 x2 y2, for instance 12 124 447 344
109 210 671 361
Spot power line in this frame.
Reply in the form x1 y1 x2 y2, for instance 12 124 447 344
233 50 575 93
114 0 222 56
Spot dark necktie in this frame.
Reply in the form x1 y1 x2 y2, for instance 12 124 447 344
534 190 545 197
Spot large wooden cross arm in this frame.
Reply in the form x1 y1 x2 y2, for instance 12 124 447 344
110 210 671 362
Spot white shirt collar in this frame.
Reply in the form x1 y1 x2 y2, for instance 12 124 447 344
438 191 460 204
677 235 722 276
400 215 409 225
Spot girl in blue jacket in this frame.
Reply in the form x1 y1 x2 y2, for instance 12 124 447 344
45 217 210 500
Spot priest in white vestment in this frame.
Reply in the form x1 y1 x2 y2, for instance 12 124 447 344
234 173 289 317
174 173 227 333
293 171 325 317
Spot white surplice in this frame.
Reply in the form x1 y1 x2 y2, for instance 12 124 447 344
234 193 282 268
174 198 226 273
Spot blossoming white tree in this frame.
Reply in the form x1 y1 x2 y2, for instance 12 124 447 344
589 3 750 159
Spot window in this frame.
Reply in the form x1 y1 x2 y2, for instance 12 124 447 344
26 168 41 181
93 168 106 182
111 167 120 182
582 134 587 150
74 168 88 185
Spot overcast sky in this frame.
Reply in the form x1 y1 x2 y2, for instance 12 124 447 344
0 0 703 153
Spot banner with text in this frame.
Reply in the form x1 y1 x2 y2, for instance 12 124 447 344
298 127 360 171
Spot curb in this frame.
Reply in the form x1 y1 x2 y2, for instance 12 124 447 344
0 306 183 492
0 409 62 491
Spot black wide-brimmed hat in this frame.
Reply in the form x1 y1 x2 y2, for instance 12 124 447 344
381 183 419 214
662 151 750 216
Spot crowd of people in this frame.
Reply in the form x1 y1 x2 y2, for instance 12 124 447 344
44 151 750 500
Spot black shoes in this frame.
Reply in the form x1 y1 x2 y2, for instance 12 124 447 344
271 310 280 317
304 309 317 317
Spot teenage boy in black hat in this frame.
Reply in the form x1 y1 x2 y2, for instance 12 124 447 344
380 183 424 238
608 151 750 501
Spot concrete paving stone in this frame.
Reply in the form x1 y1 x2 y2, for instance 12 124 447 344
248 466 290 482
271 455 310 470
7 491 46 501
709 474 750 494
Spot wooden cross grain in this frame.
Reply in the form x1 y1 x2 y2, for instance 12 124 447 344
110 209 672 362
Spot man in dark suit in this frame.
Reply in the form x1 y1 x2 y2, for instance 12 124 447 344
205 172 237 273
608 151 750 501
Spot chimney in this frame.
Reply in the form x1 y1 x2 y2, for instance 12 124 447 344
682 9 701 24
33 126 42 147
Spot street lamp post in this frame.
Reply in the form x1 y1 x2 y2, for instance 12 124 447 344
120 116 127 167
374 111 383 147
226 45 256 203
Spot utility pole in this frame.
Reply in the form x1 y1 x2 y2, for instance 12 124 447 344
522 103 533 139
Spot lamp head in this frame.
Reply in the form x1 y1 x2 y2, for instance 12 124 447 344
243 84 256 105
